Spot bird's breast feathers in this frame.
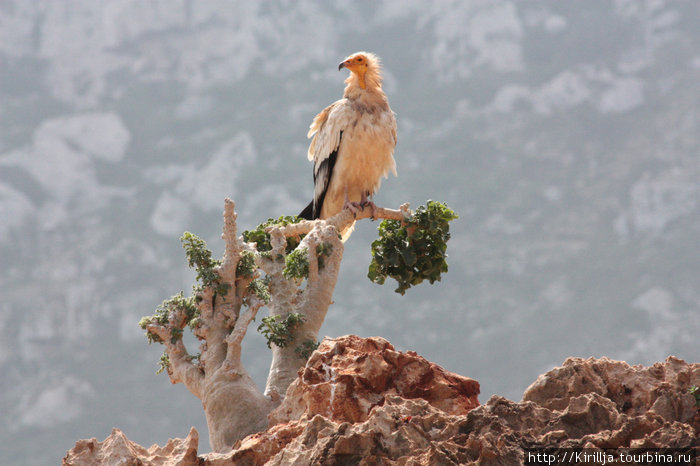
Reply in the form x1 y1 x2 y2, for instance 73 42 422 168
308 98 397 183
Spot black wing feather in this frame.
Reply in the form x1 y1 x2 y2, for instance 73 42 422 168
298 199 314 220
298 131 342 220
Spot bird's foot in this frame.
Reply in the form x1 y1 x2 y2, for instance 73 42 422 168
343 200 362 218
359 192 377 219
361 199 378 219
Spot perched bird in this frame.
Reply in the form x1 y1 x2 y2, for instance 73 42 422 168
298 52 397 240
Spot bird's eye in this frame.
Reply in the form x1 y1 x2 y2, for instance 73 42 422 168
357 57 363 62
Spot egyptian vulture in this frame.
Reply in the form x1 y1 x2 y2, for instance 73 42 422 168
298 52 397 240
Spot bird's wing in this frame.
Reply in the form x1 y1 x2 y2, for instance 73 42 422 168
307 100 354 218
387 111 398 176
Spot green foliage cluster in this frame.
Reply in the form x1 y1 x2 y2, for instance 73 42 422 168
257 313 305 349
181 232 230 296
283 248 309 279
154 350 199 375
282 242 333 280
236 250 257 279
247 277 271 304
295 339 320 360
242 216 304 254
156 353 170 375
140 232 228 375
139 292 198 344
690 385 700 407
368 201 458 295
315 242 333 269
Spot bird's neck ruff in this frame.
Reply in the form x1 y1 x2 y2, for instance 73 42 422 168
344 56 382 96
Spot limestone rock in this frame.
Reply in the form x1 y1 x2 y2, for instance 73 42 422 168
64 339 699 465
523 356 699 423
268 335 481 426
63 427 199 466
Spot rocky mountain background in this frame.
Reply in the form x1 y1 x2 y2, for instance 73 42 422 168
1 1 698 464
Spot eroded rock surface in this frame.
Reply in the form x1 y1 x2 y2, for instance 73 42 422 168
268 335 480 426
64 337 699 465
63 427 199 465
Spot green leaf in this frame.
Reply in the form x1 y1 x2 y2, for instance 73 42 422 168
400 247 417 267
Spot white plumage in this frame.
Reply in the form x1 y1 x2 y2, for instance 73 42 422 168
299 52 397 240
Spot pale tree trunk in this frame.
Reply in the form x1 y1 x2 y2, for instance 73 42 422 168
263 223 345 397
145 199 275 451
143 198 410 452
261 205 409 397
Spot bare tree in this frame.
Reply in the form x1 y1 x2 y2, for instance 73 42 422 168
140 198 456 452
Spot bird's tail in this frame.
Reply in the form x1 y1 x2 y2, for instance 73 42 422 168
297 200 354 242
298 200 315 220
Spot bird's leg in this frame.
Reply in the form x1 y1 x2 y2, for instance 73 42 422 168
342 187 361 217
360 191 378 219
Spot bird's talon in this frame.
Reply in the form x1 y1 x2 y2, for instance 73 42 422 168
361 200 378 219
343 201 361 217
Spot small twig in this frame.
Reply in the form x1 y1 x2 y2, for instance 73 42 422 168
225 295 264 369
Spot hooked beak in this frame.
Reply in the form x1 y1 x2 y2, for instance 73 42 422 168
338 61 347 71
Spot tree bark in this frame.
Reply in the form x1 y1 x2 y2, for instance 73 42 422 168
142 199 412 451
262 204 410 397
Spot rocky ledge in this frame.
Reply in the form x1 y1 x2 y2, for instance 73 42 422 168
64 335 699 465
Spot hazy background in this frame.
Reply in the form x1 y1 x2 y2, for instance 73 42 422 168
1 1 698 463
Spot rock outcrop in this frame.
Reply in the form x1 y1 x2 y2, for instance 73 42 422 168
269 335 480 426
64 426 199 465
64 336 699 465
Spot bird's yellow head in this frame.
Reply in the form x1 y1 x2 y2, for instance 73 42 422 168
338 52 381 90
